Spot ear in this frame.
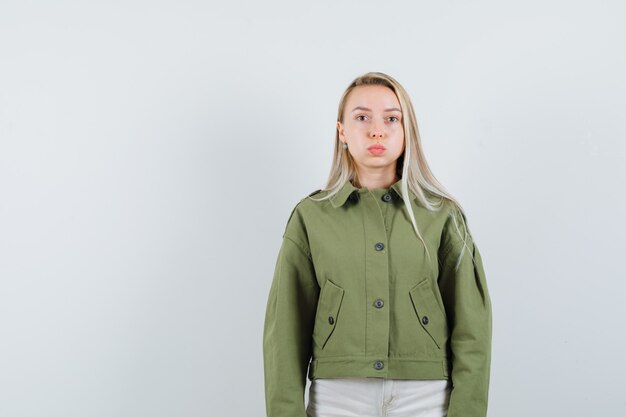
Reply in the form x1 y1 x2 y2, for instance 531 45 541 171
337 120 345 142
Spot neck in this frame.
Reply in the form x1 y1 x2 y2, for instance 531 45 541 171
354 169 399 191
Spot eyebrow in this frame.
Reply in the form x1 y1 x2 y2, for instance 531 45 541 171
351 106 402 113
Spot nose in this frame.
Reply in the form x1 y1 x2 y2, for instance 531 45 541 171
370 121 384 139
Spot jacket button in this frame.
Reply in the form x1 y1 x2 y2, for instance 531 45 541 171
348 191 359 203
373 360 384 370
422 315 429 325
382 193 392 202
374 299 384 308
328 316 335 325
374 242 385 251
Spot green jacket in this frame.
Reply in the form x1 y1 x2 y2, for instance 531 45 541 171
263 178 492 417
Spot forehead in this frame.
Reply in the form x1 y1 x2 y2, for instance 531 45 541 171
345 85 400 109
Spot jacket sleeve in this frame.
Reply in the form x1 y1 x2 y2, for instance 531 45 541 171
437 204 493 417
263 204 320 417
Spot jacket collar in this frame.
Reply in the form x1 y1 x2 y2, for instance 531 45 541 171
329 178 418 208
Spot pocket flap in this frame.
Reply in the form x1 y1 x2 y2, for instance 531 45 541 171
312 279 345 349
409 277 448 349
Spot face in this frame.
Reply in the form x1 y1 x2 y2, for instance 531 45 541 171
337 85 405 175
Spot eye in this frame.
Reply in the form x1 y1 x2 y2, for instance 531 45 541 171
356 115 368 121
388 116 399 122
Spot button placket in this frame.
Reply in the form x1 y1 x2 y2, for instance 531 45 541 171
363 189 391 361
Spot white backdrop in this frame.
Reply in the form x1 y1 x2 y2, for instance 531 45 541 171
1 1 625 416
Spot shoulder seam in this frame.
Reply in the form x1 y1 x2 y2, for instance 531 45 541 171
440 203 473 259
283 234 312 261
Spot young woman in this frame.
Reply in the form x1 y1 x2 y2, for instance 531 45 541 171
263 72 492 417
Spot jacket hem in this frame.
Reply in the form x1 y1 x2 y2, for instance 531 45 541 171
308 356 450 380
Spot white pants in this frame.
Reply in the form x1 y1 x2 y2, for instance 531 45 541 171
306 377 451 417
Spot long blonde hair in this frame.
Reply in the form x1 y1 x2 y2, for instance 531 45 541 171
310 71 474 269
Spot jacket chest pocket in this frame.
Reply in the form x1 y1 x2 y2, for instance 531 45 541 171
409 278 449 349
312 279 345 350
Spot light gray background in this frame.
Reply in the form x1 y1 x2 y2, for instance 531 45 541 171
1 1 625 416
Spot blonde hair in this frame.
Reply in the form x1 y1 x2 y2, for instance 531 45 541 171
310 71 474 269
